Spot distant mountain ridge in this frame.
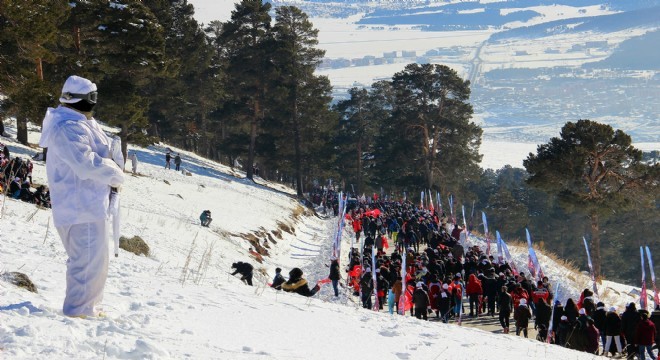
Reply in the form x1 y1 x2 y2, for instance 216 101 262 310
271 0 660 31
490 6 660 40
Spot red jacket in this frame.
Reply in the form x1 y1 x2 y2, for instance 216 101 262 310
531 287 549 304
635 319 656 346
466 274 483 295
352 217 362 233
511 288 529 308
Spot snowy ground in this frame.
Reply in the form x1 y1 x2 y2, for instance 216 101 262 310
0 118 648 359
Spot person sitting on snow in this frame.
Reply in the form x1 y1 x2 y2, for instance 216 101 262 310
271 267 286 290
282 268 319 297
200 210 212 227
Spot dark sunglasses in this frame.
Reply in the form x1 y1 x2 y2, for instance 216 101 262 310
62 91 98 104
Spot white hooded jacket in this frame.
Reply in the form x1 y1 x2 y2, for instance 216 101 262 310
40 105 125 227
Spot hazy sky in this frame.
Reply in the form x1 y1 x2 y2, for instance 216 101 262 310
188 0 238 25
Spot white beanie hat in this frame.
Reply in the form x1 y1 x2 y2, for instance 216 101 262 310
579 308 586 315
416 282 424 288
442 283 449 290
609 306 617 312
60 75 97 104
519 298 527 306
561 315 568 321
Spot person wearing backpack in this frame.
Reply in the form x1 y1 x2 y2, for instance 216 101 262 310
514 298 532 338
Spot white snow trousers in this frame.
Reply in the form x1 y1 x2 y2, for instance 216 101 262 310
604 335 623 354
57 220 109 317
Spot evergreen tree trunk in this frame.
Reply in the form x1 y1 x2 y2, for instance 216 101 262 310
425 157 434 190
293 98 303 197
590 212 602 279
16 113 28 145
356 140 362 195
247 100 258 180
120 127 128 168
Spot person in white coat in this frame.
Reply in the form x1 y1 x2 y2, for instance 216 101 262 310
130 152 138 174
39 75 125 318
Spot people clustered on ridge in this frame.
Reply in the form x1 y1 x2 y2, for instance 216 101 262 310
1 143 50 208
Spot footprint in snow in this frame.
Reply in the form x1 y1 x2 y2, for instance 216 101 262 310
395 352 410 359
379 329 399 337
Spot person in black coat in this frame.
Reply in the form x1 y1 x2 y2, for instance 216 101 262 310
556 315 571 346
564 298 579 324
604 307 624 357
329 258 341 297
412 282 430 321
621 302 641 358
437 283 452 323
499 286 514 334
376 269 390 310
271 267 286 290
482 272 498 316
231 261 254 286
593 302 607 352
535 298 552 332
551 301 565 339
282 268 320 297
360 268 373 309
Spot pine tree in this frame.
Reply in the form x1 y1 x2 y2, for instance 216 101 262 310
65 0 166 161
0 0 70 145
524 119 658 278
390 63 482 190
218 0 274 181
334 87 384 195
271 6 326 196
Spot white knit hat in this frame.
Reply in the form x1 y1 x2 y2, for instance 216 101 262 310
60 75 97 104
416 282 424 288
519 298 527 306
579 308 586 315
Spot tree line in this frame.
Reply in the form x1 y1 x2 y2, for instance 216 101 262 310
0 0 657 282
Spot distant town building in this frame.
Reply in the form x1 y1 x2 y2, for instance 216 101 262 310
352 58 370 66
515 50 529 56
383 51 397 58
402 50 417 58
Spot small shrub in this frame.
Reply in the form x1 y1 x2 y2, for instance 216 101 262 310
2 272 37 293
119 235 150 257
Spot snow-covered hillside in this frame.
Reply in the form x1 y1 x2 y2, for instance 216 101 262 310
0 121 645 359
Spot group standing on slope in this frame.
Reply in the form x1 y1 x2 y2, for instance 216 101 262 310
334 197 658 359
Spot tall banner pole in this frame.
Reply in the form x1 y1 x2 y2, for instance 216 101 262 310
372 250 379 311
547 282 561 344
583 236 599 296
641 246 648 311
496 230 504 265
525 228 544 281
420 191 424 210
645 246 660 310
482 211 490 256
461 205 469 249
399 252 407 315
